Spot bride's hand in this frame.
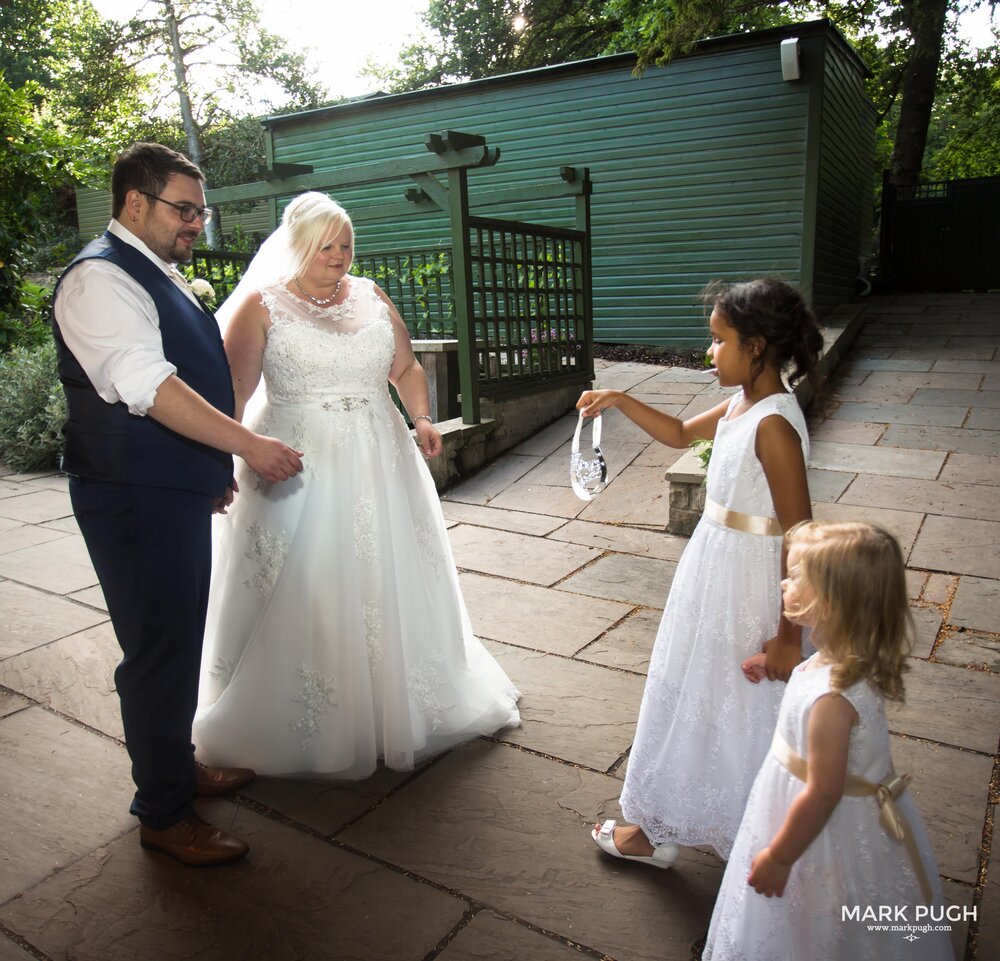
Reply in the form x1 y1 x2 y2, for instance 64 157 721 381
415 421 443 458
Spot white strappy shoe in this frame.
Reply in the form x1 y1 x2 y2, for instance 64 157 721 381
590 819 679 869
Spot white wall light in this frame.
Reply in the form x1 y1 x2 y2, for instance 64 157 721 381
780 38 801 81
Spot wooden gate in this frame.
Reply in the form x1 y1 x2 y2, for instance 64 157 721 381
878 173 1000 291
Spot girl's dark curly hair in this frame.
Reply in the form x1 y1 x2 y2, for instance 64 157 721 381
702 278 823 387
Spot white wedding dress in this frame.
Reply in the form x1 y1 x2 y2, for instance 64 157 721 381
193 277 520 778
619 391 809 858
704 657 951 961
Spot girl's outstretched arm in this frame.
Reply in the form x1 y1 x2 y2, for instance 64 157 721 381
756 413 812 681
577 389 731 449
747 692 856 896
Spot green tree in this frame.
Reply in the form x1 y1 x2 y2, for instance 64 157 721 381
605 0 996 187
121 0 325 245
369 0 621 90
0 75 95 339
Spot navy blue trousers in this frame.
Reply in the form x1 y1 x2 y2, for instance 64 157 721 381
70 477 213 829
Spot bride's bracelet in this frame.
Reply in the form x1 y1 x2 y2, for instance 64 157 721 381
413 414 433 424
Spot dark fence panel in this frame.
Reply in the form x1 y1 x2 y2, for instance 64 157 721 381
187 247 456 340
468 216 590 399
879 174 1000 291
353 248 454 339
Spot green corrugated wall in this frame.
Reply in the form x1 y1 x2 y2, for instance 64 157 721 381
74 189 272 243
812 34 877 310
261 23 872 346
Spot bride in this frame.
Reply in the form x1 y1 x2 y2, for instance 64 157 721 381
193 192 520 778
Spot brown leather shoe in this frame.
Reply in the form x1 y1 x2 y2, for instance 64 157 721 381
195 760 256 797
139 814 249 866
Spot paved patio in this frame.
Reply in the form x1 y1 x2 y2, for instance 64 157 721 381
0 292 997 961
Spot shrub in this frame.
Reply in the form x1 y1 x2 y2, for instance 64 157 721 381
0 338 66 472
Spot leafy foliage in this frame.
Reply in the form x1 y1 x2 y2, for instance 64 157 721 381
368 0 621 90
0 75 95 337
0 339 66 472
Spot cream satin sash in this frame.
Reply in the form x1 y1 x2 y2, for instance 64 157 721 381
770 729 933 903
704 496 783 536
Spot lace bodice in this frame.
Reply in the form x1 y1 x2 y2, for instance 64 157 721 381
258 277 395 405
706 391 808 517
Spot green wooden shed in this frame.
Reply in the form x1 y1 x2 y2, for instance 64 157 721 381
256 18 874 347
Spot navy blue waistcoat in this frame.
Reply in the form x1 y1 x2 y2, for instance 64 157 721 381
51 232 235 497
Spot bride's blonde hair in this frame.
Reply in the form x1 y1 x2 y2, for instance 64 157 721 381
283 192 354 278
785 521 912 701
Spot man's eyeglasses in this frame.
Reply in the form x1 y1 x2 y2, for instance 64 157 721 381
139 191 215 224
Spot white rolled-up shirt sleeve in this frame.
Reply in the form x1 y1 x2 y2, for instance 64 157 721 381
53 259 178 416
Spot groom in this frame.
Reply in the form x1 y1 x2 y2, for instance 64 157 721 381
52 142 303 865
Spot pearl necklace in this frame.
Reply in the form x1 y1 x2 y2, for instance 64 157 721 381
294 275 341 306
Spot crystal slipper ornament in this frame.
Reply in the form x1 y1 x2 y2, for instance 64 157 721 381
570 410 608 501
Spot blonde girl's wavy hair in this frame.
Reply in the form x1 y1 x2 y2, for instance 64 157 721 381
282 192 354 279
785 521 913 701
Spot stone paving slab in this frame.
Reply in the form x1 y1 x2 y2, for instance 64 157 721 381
448 525 601 587
440 500 567 536
546 519 688 562
922 573 957 605
909 604 945 659
966 407 1000 430
558 554 674 609
631 442 690 469
808 418 885 445
833 401 969 427
519 438 647 488
0 533 98 594
912 388 1000 408
807 467 854 503
0 798 467 961
809 440 946 479
593 366 663 392
949 575 1000 633
39 515 80 534
242 765 419 837
575 608 660 674
865 371 977 390
932 359 1000 374
0 523 70 558
890 736 991 884
830 383 917 403
0 580 107 659
0 480 33 500
436 909 588 961
907 569 928 599
21 474 69 492
847 357 933 371
0 688 31 718
511 414 578 457
578 466 672 528
893 345 996 362
458 572 632 656
939 452 1000 487
625 394 688 413
910 515 1000 579
65 585 108 611
0 936 34 960
811 503 925 560
887 658 999 754
0 622 122 739
880 424 1000 456
0 706 134 905
0 489 73 525
486 643 646 770
338 741 722 961
838 474 1000 521
442 452 543 506
487 480 588 519
934 631 1000 672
